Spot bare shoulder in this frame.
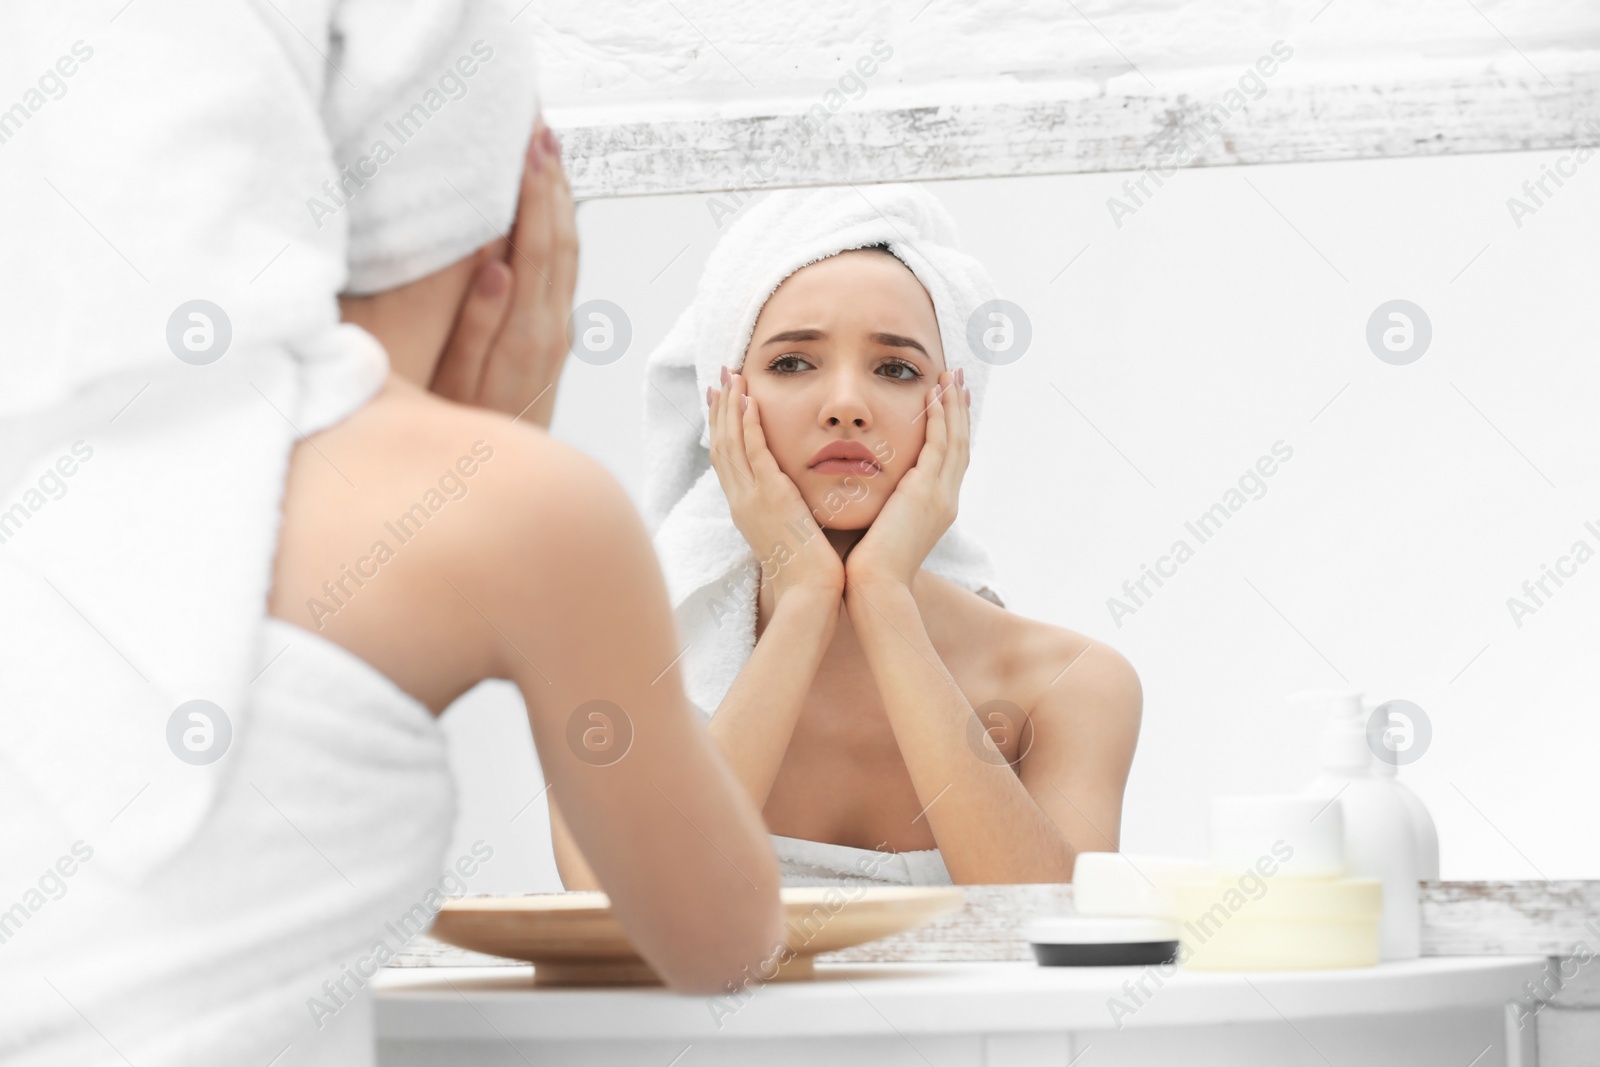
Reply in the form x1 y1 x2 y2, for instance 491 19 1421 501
269 376 626 713
917 570 1141 720
925 576 1142 821
1022 620 1140 719
300 374 591 486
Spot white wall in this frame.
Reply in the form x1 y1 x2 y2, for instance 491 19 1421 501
522 0 1597 113
440 142 1600 891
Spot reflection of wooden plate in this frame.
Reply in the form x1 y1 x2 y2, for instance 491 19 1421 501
431 886 966 986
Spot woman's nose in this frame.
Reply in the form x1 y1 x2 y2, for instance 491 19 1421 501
820 379 871 429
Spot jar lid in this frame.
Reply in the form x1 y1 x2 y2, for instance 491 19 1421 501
1211 794 1334 825
1072 852 1213 918
1024 915 1181 944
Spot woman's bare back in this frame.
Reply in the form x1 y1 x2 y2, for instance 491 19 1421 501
263 372 789 991
267 375 517 714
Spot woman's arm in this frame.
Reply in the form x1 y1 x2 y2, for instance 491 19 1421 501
845 579 1071 883
550 580 837 887
1016 637 1142 861
548 793 602 889
459 429 787 991
702 585 840 806
845 578 1139 883
695 374 850 804
840 369 1140 883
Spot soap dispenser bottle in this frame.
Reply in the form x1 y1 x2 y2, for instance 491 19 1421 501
1292 689 1421 960
1363 696 1441 882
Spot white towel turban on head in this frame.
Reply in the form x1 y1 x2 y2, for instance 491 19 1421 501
643 183 1008 721
0 0 540 886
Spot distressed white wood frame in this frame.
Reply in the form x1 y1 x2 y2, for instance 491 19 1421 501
547 67 1600 200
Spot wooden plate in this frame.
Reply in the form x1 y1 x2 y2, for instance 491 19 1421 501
430 886 966 986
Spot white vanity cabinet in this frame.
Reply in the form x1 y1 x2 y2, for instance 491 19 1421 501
375 956 1548 1066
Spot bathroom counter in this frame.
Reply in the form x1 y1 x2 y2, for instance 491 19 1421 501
374 955 1548 1066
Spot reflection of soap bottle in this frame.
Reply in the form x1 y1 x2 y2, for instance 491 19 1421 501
1364 697 1441 882
1291 689 1421 961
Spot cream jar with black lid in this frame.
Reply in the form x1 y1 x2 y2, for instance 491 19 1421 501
1024 916 1181 966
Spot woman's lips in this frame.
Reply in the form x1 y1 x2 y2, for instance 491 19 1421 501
809 458 879 474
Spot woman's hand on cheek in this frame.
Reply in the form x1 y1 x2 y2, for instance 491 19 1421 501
708 369 846 608
844 369 970 592
430 116 577 428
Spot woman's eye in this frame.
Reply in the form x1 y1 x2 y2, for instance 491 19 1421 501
768 354 813 374
765 354 920 379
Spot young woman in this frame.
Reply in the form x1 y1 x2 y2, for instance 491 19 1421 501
5 9 786 1056
553 240 1143 887
268 120 785 991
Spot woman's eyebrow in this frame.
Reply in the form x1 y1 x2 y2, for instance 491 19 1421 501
761 328 828 346
760 327 929 358
869 332 929 358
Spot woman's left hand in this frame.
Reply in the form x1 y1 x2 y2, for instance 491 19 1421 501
844 368 972 590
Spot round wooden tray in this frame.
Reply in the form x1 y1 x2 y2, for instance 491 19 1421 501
430 885 965 986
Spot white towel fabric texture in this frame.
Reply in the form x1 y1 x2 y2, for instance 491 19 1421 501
642 184 1008 721
0 618 458 1067
0 1 539 888
773 834 953 888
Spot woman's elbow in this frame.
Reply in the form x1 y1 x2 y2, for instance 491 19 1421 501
656 897 789 995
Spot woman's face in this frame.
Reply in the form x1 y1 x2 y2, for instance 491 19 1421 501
740 248 946 531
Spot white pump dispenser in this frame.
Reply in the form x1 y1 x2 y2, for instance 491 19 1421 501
1364 696 1441 882
1291 689 1422 960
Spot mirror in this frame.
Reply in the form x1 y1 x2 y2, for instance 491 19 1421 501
439 148 1597 890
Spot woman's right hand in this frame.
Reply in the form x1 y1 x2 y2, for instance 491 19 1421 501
429 114 577 429
708 367 846 609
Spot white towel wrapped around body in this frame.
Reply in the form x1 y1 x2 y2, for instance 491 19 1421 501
772 834 953 887
642 184 1009 723
0 619 459 1066
0 0 538 887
